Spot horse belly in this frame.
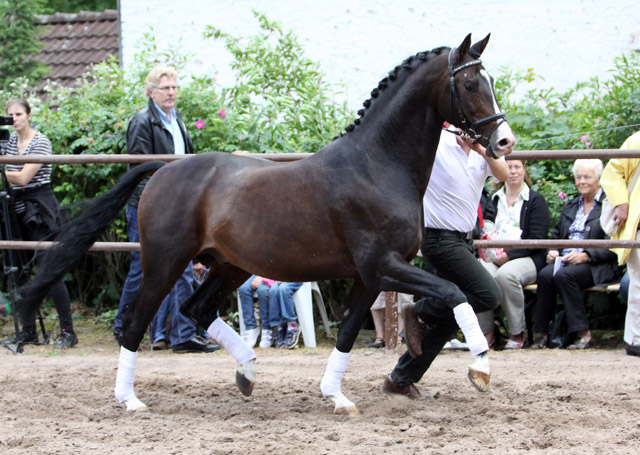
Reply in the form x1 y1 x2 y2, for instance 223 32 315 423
207 207 354 282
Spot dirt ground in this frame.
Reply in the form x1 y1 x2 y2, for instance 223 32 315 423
0 323 638 455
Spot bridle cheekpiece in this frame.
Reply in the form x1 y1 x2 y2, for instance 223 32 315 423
447 47 506 148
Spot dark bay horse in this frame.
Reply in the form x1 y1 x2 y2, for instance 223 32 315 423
20 34 515 414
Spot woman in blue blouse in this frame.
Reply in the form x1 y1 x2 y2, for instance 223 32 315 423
531 159 619 350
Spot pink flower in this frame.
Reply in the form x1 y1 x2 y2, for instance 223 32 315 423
218 109 226 118
558 192 567 200
586 141 592 147
580 135 589 142
195 119 205 130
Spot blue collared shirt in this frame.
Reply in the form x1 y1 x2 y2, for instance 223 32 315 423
152 103 185 155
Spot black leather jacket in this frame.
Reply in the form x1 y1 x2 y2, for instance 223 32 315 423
552 191 620 286
125 99 194 206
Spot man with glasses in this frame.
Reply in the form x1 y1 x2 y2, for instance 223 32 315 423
113 66 218 353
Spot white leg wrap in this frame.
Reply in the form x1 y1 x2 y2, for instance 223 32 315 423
114 347 146 411
207 318 255 365
320 348 350 397
454 302 490 356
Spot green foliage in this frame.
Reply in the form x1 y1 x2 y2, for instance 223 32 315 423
495 52 640 229
0 14 354 311
197 10 353 154
0 0 49 90
40 0 116 13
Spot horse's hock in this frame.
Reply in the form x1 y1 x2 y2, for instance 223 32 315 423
1 150 639 352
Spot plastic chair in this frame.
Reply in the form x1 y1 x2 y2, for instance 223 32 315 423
236 281 331 348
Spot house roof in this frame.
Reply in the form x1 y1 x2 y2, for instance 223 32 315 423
34 9 120 89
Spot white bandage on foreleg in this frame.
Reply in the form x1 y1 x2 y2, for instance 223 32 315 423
453 302 489 356
207 317 255 365
320 348 350 397
114 346 138 403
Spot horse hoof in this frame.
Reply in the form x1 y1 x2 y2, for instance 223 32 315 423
467 367 490 392
124 396 148 412
334 405 361 416
236 371 255 396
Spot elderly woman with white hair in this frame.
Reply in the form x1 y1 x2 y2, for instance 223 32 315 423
531 159 620 350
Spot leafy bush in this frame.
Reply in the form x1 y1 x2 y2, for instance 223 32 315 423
0 13 353 313
495 52 640 228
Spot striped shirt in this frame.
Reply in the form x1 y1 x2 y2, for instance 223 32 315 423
6 131 53 213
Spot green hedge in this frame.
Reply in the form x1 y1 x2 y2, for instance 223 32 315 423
1 12 639 326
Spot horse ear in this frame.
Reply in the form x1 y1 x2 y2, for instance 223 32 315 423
453 34 472 64
469 33 491 58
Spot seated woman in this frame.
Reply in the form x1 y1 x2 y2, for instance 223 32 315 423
531 159 619 349
477 159 550 349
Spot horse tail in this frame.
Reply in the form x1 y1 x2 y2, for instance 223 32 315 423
19 160 167 310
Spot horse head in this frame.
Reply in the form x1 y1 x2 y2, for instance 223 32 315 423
445 34 515 158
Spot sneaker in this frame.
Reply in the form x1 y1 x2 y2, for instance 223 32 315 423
258 328 274 348
242 327 260 348
275 325 287 349
284 322 300 349
54 330 78 349
3 330 38 346
152 339 168 350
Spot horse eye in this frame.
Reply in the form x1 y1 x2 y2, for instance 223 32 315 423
464 81 476 91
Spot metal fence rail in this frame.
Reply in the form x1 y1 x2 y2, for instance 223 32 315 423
1 149 639 251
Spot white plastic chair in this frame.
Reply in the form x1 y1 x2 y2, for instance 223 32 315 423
236 281 331 348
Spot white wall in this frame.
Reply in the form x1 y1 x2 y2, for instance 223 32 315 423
119 0 640 109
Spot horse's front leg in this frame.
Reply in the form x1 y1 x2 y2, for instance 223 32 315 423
378 256 491 392
320 281 377 416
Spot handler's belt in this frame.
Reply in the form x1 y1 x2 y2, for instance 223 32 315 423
425 227 473 240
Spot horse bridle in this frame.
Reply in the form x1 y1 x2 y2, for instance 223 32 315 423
447 47 506 147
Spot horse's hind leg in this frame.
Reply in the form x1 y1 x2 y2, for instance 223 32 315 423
181 264 257 396
115 261 188 411
321 280 378 416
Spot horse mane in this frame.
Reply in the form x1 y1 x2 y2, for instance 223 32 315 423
335 46 450 139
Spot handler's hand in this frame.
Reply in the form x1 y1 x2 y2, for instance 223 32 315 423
546 249 559 264
456 133 487 156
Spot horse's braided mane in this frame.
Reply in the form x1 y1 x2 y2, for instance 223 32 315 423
334 46 450 140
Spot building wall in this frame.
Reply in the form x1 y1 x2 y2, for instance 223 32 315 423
120 0 640 109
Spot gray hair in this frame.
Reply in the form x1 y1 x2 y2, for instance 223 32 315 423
572 159 603 180
145 66 178 96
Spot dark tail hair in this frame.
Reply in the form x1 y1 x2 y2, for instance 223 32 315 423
19 161 167 311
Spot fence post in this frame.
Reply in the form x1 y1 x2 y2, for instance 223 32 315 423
384 291 398 354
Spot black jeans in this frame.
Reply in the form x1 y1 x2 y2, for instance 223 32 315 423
533 262 594 335
390 229 501 386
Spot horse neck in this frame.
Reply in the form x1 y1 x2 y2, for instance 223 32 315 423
347 59 447 194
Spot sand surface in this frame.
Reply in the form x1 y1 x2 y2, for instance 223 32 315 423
0 331 638 455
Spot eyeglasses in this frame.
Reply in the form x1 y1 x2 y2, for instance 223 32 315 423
154 85 178 93
575 174 595 181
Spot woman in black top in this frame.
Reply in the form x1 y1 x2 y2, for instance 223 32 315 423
5 98 77 348
477 159 550 349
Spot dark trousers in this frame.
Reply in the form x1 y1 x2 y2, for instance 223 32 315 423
390 229 501 386
18 215 74 334
532 262 594 335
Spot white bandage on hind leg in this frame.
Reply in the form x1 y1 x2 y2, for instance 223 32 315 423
320 348 350 397
114 346 138 403
453 302 489 356
207 317 255 365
